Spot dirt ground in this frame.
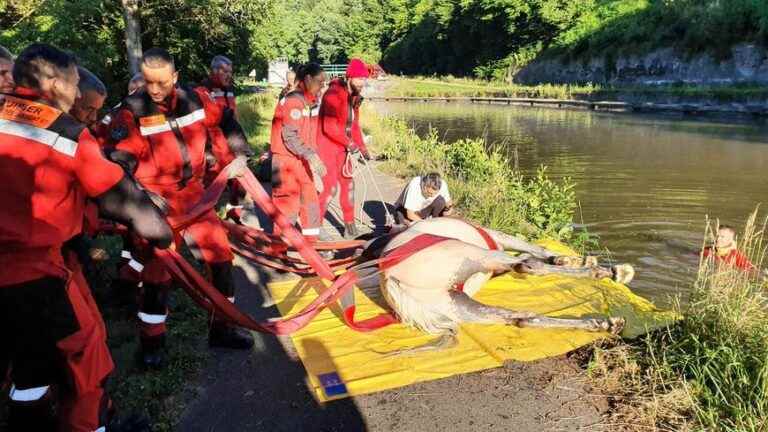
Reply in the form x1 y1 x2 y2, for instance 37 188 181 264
176 161 614 431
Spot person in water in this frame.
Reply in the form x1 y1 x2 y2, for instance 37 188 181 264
702 225 755 271
394 172 454 226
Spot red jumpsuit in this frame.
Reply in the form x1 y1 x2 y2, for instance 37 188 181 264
110 85 236 345
0 88 125 431
197 76 239 174
317 78 368 224
270 85 322 239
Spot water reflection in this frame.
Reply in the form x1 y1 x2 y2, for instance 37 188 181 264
375 102 768 307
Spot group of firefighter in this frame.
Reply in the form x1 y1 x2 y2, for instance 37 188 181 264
0 41 371 432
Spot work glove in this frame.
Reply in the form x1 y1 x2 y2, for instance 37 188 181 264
308 153 327 178
227 155 249 179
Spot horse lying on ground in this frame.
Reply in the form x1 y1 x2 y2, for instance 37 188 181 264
358 217 631 336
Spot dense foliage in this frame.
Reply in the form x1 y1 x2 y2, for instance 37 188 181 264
3 0 767 87
0 0 272 97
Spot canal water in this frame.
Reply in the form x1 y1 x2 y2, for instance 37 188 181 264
374 101 768 306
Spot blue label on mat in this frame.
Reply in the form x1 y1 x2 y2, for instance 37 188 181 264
318 372 348 397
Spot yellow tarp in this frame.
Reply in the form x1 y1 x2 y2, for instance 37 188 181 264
266 240 677 402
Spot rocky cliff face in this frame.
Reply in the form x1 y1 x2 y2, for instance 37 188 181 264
515 44 768 86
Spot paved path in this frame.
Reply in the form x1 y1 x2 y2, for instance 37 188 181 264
177 161 609 432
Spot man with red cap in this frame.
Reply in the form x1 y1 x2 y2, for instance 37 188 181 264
317 58 370 238
109 48 254 370
0 43 172 431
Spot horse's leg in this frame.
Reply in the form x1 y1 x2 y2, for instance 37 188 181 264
515 258 635 284
450 291 624 334
484 228 557 260
484 228 599 267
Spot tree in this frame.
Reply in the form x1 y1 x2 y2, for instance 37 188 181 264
121 0 142 76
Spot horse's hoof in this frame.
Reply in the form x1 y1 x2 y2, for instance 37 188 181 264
89 248 109 261
554 256 581 268
612 264 635 284
608 317 626 335
583 256 599 267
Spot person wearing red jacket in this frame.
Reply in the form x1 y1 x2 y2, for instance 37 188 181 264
270 63 327 241
0 44 172 432
317 59 370 238
109 48 254 369
70 66 107 134
198 55 246 174
197 55 250 219
703 225 756 271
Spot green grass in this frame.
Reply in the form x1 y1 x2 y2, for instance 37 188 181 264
238 91 277 154
587 209 768 431
385 77 768 102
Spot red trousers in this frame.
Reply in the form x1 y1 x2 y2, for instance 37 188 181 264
123 209 234 340
318 148 355 223
1 251 113 432
271 153 322 238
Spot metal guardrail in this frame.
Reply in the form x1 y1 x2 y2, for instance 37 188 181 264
321 64 346 78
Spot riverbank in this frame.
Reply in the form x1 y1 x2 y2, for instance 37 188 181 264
375 77 768 118
362 93 768 430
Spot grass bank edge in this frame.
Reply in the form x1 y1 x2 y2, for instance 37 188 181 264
385 76 768 103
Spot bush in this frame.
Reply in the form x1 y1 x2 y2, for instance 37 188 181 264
367 109 578 241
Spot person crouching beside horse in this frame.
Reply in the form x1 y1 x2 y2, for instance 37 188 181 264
394 172 454 226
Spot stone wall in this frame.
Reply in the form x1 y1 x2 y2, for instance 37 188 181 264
515 44 768 86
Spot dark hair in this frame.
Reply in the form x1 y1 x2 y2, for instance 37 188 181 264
0 45 12 62
77 66 106 96
296 62 324 81
421 172 442 191
718 224 735 234
13 43 77 89
211 55 232 70
142 48 175 69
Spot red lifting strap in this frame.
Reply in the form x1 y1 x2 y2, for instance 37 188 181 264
339 233 452 332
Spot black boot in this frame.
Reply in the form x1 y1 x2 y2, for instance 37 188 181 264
7 392 56 432
208 323 255 350
139 334 166 370
344 222 359 239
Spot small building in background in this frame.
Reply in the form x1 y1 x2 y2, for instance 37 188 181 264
268 58 289 86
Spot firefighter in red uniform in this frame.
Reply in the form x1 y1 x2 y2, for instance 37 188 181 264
0 43 172 432
317 59 371 238
109 48 254 369
70 66 107 134
198 55 246 174
197 55 250 220
270 63 327 241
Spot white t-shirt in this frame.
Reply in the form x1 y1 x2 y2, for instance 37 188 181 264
395 176 452 212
